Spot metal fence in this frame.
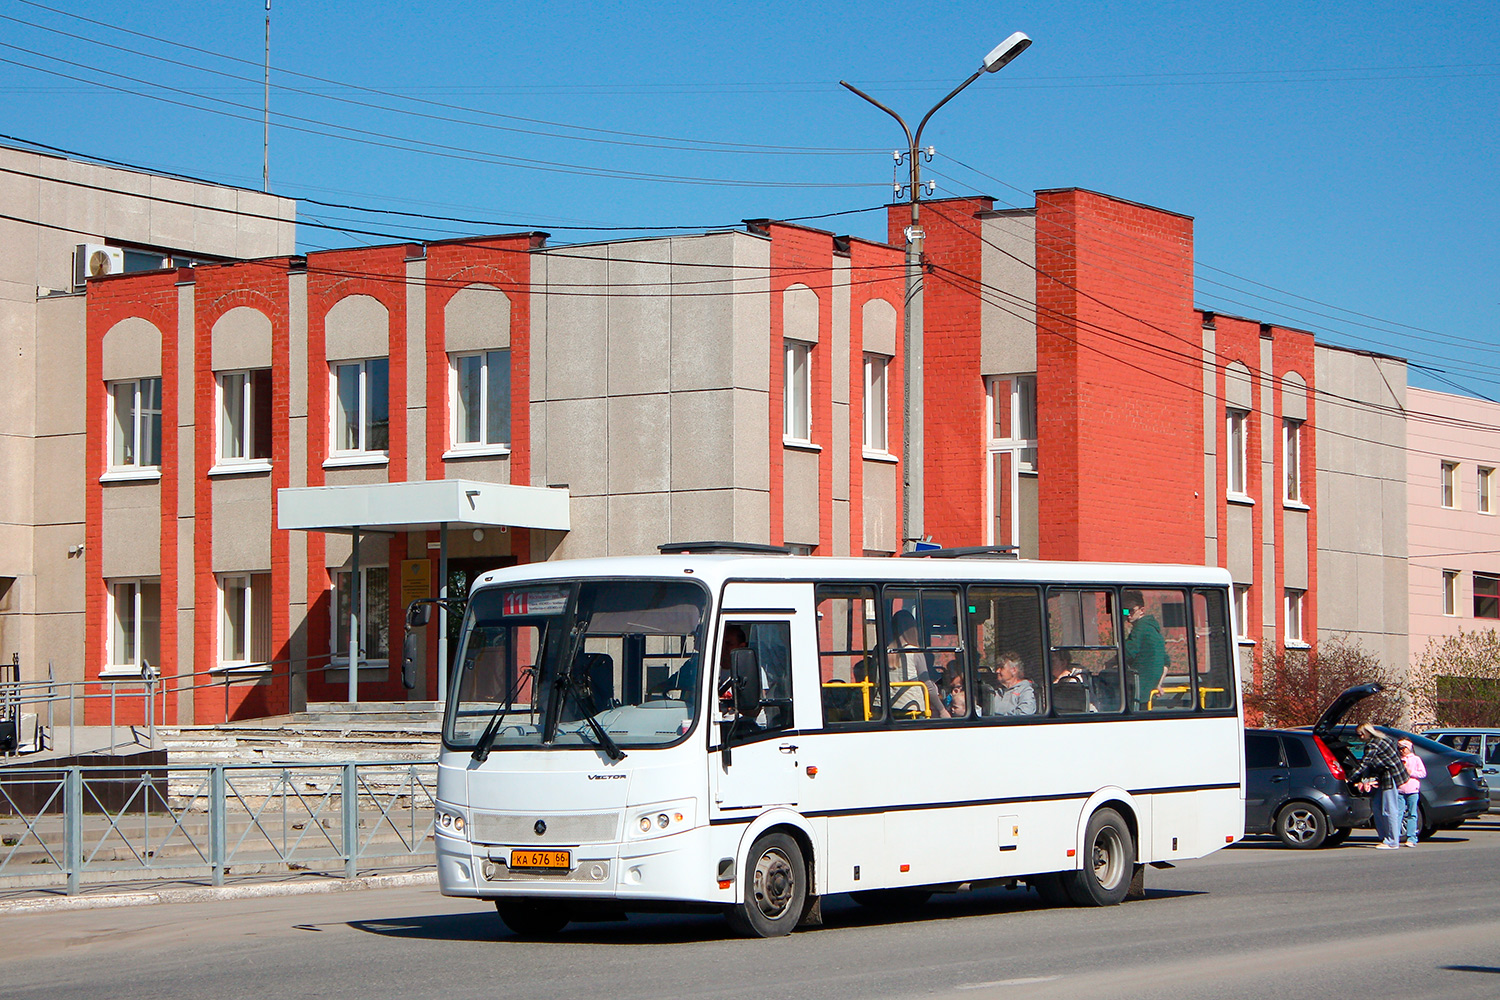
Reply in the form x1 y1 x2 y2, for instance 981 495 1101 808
0 761 437 894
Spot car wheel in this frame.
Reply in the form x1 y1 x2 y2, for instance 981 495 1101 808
726 832 806 938
1323 826 1352 847
850 888 933 909
1062 808 1134 906
494 898 570 938
1273 802 1329 849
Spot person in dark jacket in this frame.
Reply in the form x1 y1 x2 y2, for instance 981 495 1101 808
1122 591 1168 710
1349 723 1409 850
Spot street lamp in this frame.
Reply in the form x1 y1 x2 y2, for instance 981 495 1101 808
841 32 1031 551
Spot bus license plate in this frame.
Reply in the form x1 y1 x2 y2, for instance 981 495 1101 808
510 849 571 870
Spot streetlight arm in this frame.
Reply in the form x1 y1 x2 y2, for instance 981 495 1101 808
838 80 914 151
913 68 984 149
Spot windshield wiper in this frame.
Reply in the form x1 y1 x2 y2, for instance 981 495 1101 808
470 667 536 763
566 684 627 762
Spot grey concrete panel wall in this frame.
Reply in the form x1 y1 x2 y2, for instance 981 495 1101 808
669 390 732 492
31 524 84 612
101 317 162 380
863 298 897 359
31 416 85 525
1227 503 1253 582
1203 325 1219 566
1260 339 1277 618
322 530 393 570
530 255 549 417
667 235 746 394
553 495 607 560
176 282 195 643
443 283 511 353
730 236 771 394
863 459 898 553
210 306 272 372
543 397 607 497
542 248 608 400
783 448 820 545
1283 371 1308 421
1284 508 1308 588
100 483 161 578
831 401 850 502
832 499 850 557
669 491 733 547
609 393 671 495
33 608 84 686
608 493 672 556
406 258 427 482
732 388 770 492
733 487 771 544
832 257 851 406
211 475 272 572
605 244 669 397
34 296 85 436
443 455 512 485
529 400 547 488
979 211 1036 375
1018 474 1039 560
324 294 389 361
322 464 389 489
289 272 308 424
1224 361 1252 411
783 284 819 344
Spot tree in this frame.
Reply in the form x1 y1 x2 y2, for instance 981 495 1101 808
1243 636 1398 728
1411 630 1500 728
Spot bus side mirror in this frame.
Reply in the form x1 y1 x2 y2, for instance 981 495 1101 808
401 632 419 690
406 602 432 628
728 646 761 717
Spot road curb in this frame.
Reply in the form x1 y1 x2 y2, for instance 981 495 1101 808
0 871 438 915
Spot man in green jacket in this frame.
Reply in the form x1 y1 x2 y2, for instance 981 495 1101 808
1122 590 1168 710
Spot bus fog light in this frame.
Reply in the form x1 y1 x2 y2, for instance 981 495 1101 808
452 815 465 832
657 813 670 829
439 812 452 829
638 816 652 833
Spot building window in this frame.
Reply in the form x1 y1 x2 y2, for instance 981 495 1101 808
107 579 161 674
332 567 390 663
1475 573 1500 620
1283 418 1303 503
1233 584 1252 641
219 574 271 668
217 370 272 464
985 375 1038 549
108 377 163 470
450 350 511 451
862 354 889 453
1441 461 1459 509
1227 408 1249 497
1284 588 1306 646
1443 570 1460 617
1480 467 1495 514
331 359 389 455
783 341 811 442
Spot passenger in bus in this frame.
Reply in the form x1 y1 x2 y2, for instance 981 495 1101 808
989 651 1037 716
1123 590 1168 709
1050 650 1090 714
1051 650 1087 686
716 625 749 715
887 609 933 716
933 658 968 718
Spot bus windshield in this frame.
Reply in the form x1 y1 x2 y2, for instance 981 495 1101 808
445 578 709 752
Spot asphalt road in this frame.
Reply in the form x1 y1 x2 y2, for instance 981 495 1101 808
4 819 1500 1000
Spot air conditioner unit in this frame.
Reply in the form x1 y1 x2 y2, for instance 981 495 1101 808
73 243 124 290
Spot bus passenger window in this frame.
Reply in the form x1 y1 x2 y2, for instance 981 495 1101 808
1193 589 1235 711
968 587 1045 718
1047 590 1123 715
1125 589 1192 712
816 587 882 724
884 588 964 722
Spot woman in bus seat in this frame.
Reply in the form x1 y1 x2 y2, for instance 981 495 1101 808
932 657 969 718
887 608 934 716
989 651 1038 716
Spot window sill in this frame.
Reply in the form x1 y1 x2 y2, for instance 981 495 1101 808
862 450 899 464
100 469 161 484
1283 499 1310 511
1227 492 1255 506
1237 638 1257 647
209 663 273 677
1284 641 1311 650
208 461 273 478
443 445 512 460
783 438 822 453
323 454 390 470
98 667 151 680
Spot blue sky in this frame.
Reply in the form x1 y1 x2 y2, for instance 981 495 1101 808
2 0 1496 395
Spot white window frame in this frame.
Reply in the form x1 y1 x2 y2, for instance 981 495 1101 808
447 349 512 457
331 566 391 666
1284 588 1307 647
1233 584 1253 643
1227 408 1250 499
984 375 1038 549
1442 570 1460 617
329 358 389 459
862 354 889 455
218 573 271 671
1283 417 1304 505
106 377 163 474
104 578 160 677
1441 460 1459 509
1480 466 1494 514
783 340 812 444
214 369 272 472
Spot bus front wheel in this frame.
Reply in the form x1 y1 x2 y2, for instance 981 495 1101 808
495 898 570 938
1063 808 1134 907
726 832 807 938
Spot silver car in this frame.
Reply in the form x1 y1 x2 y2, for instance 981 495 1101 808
1422 728 1500 809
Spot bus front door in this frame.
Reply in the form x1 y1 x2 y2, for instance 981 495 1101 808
713 617 799 811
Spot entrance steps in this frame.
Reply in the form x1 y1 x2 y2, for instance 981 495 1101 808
159 702 443 769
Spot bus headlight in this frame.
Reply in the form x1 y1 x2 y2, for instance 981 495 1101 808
628 799 695 840
435 807 468 836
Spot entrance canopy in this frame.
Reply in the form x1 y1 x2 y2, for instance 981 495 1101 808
277 479 570 535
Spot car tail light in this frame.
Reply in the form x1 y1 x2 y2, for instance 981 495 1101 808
1448 760 1476 778
1313 736 1346 780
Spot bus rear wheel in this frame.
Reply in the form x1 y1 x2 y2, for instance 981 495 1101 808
495 898 570 938
1063 808 1134 907
726 832 806 938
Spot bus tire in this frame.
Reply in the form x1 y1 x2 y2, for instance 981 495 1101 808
726 832 806 938
1029 872 1072 907
1063 808 1134 907
849 888 933 909
495 898 570 938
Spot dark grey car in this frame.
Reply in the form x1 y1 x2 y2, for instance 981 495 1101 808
1316 725 1488 837
1245 728 1372 848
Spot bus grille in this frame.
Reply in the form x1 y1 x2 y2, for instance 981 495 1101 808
470 811 620 845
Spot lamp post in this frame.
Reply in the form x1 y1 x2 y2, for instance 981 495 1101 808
841 32 1031 550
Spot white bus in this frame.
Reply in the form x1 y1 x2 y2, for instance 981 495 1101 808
420 547 1244 937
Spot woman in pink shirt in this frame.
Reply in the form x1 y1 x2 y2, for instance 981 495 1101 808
1397 738 1427 846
